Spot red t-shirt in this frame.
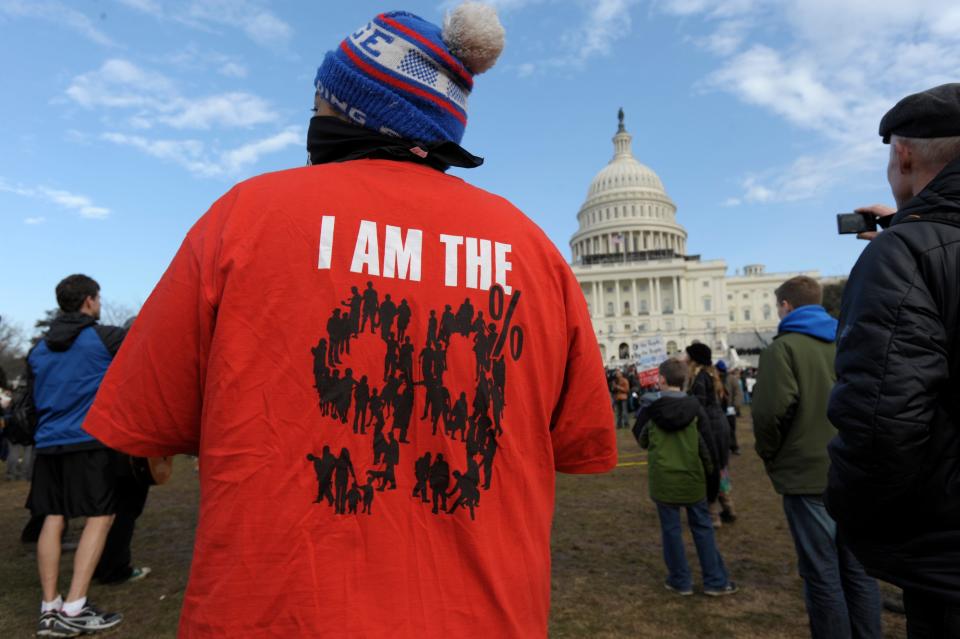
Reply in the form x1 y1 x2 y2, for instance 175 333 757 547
85 159 616 638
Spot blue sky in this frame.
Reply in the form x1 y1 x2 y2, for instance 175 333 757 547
3 0 958 332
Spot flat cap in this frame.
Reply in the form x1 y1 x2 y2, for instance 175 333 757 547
879 83 960 143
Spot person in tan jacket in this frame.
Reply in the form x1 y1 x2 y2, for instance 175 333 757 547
611 370 631 429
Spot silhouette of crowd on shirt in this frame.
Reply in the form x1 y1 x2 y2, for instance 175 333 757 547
306 446 373 515
308 281 519 520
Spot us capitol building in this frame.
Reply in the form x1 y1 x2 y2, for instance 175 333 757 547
571 111 824 366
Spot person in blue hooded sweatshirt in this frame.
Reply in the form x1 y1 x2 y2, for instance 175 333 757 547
25 274 126 637
752 275 882 639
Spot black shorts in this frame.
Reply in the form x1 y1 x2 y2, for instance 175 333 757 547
26 449 117 518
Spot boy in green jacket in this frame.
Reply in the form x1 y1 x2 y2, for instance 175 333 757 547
634 358 738 597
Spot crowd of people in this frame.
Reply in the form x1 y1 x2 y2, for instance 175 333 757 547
609 275 883 635
1 1 959 637
614 228 960 639
607 362 757 425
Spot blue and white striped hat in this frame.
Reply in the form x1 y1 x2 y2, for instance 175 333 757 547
314 4 505 145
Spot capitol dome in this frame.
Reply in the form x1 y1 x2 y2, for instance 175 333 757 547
587 151 665 195
571 111 687 262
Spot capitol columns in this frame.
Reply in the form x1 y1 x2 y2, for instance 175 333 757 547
615 278 622 316
631 279 638 317
672 277 679 311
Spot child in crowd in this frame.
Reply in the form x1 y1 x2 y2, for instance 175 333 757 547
633 358 738 597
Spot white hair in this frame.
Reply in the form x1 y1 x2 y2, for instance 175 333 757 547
893 134 960 167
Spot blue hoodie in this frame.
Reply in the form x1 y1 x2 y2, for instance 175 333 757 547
777 304 837 342
28 313 125 451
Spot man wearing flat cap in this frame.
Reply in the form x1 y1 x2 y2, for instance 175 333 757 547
827 83 960 638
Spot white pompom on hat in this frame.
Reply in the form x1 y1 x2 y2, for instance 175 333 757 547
442 1 506 74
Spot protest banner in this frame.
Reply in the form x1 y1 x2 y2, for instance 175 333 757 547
632 337 667 386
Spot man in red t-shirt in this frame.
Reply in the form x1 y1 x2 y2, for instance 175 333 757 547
84 4 616 637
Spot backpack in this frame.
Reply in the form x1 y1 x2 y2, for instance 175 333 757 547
3 385 37 446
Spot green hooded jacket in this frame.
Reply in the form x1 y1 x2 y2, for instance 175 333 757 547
752 304 838 495
636 392 714 505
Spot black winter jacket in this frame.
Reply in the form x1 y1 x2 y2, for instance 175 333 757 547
827 157 960 602
689 370 730 471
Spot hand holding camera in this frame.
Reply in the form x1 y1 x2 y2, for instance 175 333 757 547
836 204 896 240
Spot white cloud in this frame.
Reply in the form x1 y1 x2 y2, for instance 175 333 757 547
483 0 548 9
102 127 302 178
506 0 641 75
65 57 291 179
220 128 302 174
39 188 110 218
219 61 247 78
101 132 214 175
66 59 176 110
0 0 116 46
657 0 704 15
657 0 760 19
0 179 111 219
0 178 33 198
233 10 290 48
160 92 275 130
700 18 750 56
728 142 882 206
118 0 292 48
65 59 277 130
706 46 847 136
742 177 774 204
660 0 960 204
161 44 249 78
24 216 46 225
115 0 162 16
515 62 536 78
575 0 637 61
439 0 548 13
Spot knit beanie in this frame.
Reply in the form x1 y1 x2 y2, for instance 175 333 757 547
686 343 712 367
313 3 505 145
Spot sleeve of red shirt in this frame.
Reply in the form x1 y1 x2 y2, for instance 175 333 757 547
83 192 229 458
549 264 617 474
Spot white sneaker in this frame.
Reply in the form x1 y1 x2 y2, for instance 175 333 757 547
59 603 123 634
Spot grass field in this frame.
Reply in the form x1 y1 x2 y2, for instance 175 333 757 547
1 412 907 638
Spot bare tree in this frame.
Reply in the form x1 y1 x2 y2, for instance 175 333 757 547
822 280 846 319
31 309 59 347
100 300 140 327
0 315 27 385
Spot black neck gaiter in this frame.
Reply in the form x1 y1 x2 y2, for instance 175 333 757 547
306 116 484 172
